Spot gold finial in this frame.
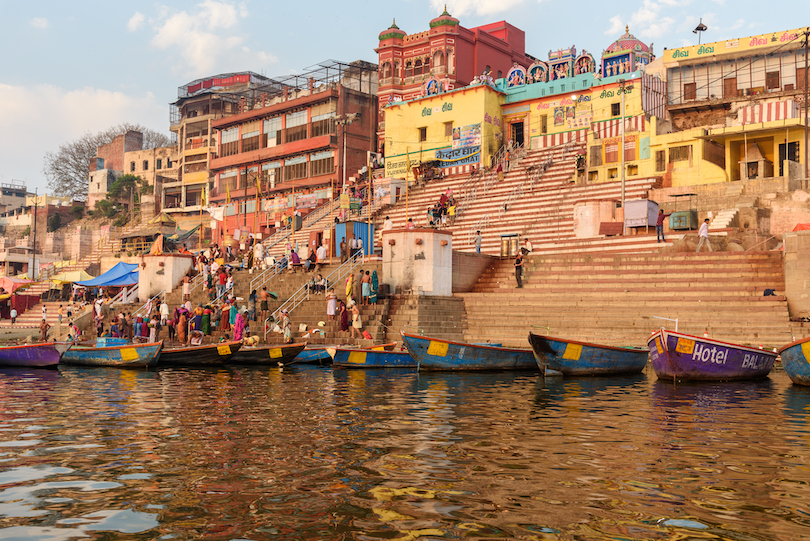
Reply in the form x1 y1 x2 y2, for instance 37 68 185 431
625 25 629 34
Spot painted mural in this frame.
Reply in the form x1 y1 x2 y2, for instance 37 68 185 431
527 61 548 84
506 63 527 88
574 52 596 75
549 46 576 80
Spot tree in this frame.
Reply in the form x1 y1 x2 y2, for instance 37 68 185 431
105 174 147 223
47 214 62 232
43 122 172 202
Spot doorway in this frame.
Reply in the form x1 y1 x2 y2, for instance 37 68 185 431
510 122 524 147
778 141 800 176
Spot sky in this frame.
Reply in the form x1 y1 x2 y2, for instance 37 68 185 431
0 0 804 194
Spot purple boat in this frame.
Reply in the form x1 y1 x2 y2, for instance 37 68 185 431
0 342 71 368
648 329 776 382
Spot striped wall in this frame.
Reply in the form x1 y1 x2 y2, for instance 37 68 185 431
735 99 801 126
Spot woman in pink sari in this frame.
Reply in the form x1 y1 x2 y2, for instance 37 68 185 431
234 309 247 341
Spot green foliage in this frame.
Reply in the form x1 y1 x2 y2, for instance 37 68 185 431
70 205 84 219
23 226 31 237
113 215 129 227
107 174 146 201
95 199 118 218
47 214 62 232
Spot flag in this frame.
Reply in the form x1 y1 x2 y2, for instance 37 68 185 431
226 182 231 204
406 147 412 176
201 185 206 207
256 177 262 197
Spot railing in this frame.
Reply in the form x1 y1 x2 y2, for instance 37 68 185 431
249 257 288 299
465 139 578 245
111 285 139 306
264 251 364 339
132 290 166 318
745 235 779 252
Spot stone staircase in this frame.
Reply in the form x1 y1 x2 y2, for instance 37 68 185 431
382 294 467 343
457 250 794 350
710 208 740 229
366 143 663 257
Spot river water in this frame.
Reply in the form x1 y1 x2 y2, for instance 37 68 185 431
2 365 810 540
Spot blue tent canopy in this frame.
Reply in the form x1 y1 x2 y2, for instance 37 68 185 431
76 262 139 287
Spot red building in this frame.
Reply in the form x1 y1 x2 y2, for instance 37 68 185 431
208 60 378 241
375 9 532 151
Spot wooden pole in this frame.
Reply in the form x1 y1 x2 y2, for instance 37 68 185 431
330 177 334 264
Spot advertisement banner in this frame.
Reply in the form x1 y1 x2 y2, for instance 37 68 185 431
452 123 482 150
350 197 362 211
296 194 318 209
435 146 481 168
340 193 350 209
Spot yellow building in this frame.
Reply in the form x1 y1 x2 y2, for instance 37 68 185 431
384 83 504 179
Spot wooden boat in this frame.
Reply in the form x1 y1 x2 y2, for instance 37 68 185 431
293 342 398 365
401 331 537 371
62 341 163 368
0 342 70 368
648 329 776 381
229 343 306 365
158 341 243 366
332 346 416 368
528 332 648 376
777 337 810 385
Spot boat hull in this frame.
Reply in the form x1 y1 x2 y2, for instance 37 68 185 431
62 341 163 368
158 341 243 366
401 332 536 371
0 342 69 368
528 333 648 376
332 348 416 368
648 329 776 381
778 338 810 385
230 343 306 365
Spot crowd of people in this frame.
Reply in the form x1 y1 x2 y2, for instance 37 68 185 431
427 189 456 227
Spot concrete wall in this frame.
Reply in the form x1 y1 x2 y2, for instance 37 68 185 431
382 228 452 296
452 251 496 292
783 230 810 318
138 254 193 301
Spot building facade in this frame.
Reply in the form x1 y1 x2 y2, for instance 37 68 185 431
88 130 144 209
206 61 378 241
376 10 532 152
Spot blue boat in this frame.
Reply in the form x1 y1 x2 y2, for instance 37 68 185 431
778 337 810 385
401 331 537 371
528 332 648 376
332 346 415 368
292 346 334 365
62 341 163 368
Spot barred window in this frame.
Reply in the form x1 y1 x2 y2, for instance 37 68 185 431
286 111 308 143
655 150 666 172
310 151 334 177
669 145 691 163
589 145 602 167
263 117 282 147
284 156 307 181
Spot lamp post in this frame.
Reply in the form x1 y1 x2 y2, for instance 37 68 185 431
335 113 360 190
618 79 629 234
693 19 708 45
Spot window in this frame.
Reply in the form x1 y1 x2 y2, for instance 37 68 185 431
627 164 638 176
184 163 206 174
669 145 690 163
419 127 427 142
261 162 282 189
589 145 602 166
220 127 239 157
444 122 453 137
242 129 261 153
311 109 335 138
414 59 424 76
497 70 503 79
683 83 697 101
156 158 163 170
263 117 282 147
405 61 413 78
766 71 780 90
608 168 618 179
166 158 172 168
130 162 135 172
310 151 334 177
655 150 666 172
284 157 307 181
220 170 239 192
540 115 547 134
588 171 598 182
143 160 149 171
798 68 807 91
286 110 308 143
624 138 636 162
611 103 620 116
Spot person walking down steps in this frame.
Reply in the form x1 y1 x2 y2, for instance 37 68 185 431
696 218 712 252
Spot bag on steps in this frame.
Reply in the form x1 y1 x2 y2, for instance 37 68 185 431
362 330 372 340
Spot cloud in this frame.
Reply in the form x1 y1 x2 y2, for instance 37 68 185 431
429 0 527 17
605 16 625 36
148 1 276 77
127 12 145 32
0 83 165 189
30 18 49 29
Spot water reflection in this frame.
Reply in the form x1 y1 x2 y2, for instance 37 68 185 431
1 366 810 539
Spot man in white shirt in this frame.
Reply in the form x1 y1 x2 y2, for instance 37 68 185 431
349 237 358 258
522 238 533 255
159 300 170 326
357 237 364 257
696 218 712 252
383 216 394 231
